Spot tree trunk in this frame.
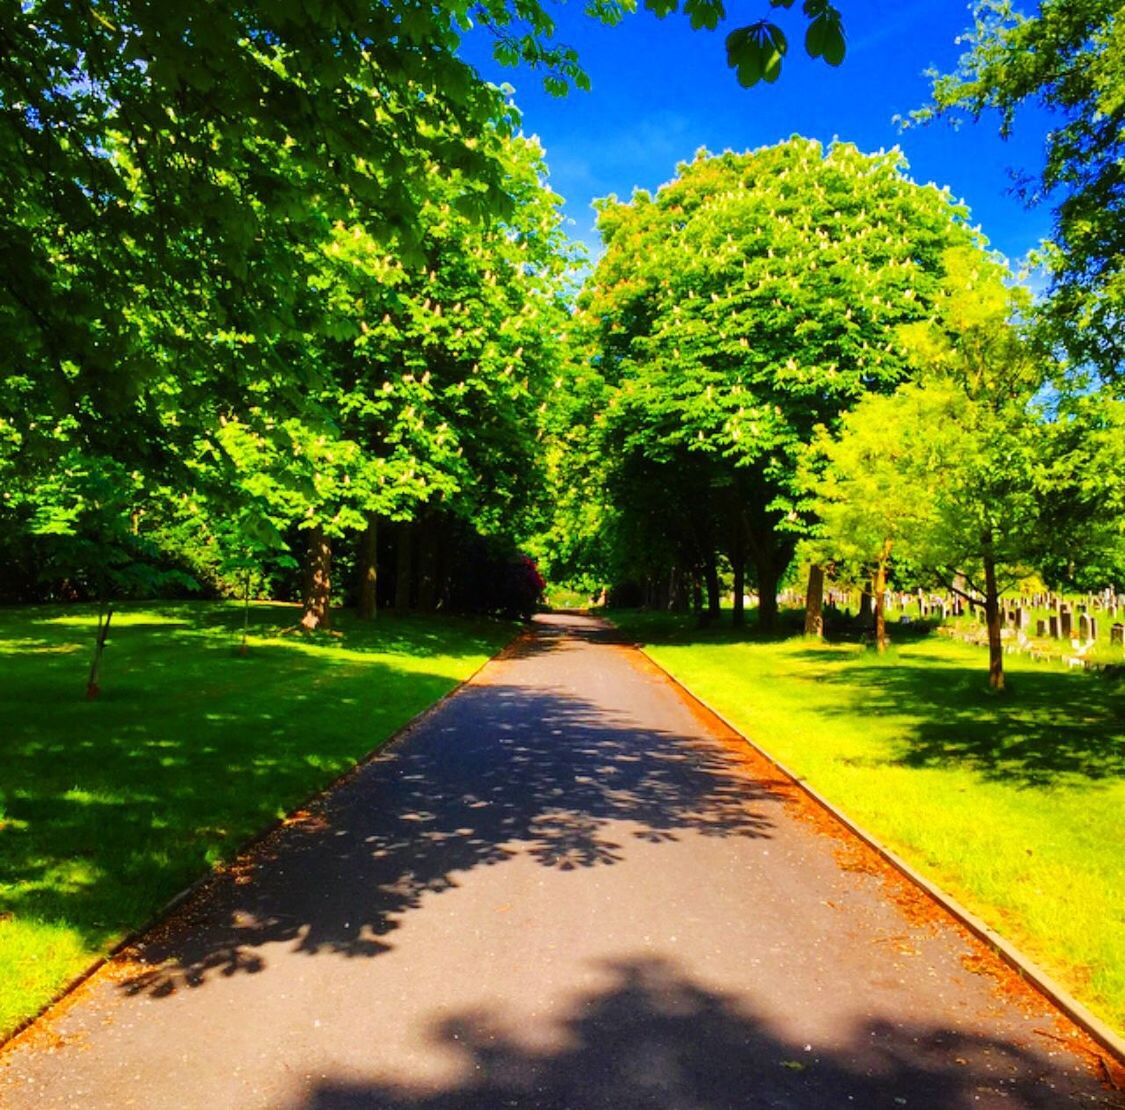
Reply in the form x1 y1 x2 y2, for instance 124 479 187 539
730 523 746 628
731 559 745 627
240 570 251 655
300 524 332 630
416 515 438 612
357 514 378 620
755 555 780 632
86 604 113 699
873 539 893 653
804 564 825 638
394 520 413 610
858 585 874 629
983 535 1005 691
703 555 720 624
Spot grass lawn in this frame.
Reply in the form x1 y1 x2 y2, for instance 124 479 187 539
0 601 516 1041
610 609 1125 1036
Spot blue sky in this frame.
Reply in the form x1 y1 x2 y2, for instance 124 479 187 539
459 1 1054 267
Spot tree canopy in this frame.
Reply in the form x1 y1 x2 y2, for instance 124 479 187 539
913 0 1123 380
568 139 978 626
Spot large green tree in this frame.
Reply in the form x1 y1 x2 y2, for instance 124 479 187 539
577 139 978 627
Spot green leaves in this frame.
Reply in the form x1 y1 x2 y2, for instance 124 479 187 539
722 2 844 84
726 21 789 86
572 139 979 601
804 5 846 66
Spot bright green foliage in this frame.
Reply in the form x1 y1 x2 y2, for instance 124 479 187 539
1 0 576 605
575 140 977 622
806 247 1125 684
1034 390 1125 589
0 1 570 601
914 0 1124 378
196 133 574 582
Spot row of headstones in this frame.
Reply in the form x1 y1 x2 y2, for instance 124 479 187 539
1025 591 1125 620
788 587 1125 645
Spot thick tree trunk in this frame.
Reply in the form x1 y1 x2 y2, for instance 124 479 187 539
300 524 332 630
703 556 721 624
416 515 438 612
394 520 413 610
804 564 825 638
983 536 1005 691
755 556 780 632
240 570 252 655
357 514 378 620
730 523 746 628
731 560 746 627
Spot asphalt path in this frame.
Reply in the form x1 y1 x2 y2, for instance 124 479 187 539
0 613 1114 1108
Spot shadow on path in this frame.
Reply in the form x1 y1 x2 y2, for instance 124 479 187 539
304 955 1087 1109
118 634 781 996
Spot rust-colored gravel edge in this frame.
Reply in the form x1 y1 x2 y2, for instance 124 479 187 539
0 626 532 1055
629 639 1125 1069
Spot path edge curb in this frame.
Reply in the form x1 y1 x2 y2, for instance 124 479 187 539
629 638 1125 1069
0 625 530 1056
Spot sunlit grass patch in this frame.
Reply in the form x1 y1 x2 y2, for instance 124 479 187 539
611 608 1125 1035
0 601 515 1040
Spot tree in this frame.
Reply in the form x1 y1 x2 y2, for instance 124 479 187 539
913 0 1124 379
578 139 978 628
193 129 572 629
798 391 945 652
809 248 1063 687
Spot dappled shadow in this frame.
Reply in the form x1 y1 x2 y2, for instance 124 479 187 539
788 649 1125 789
302 956 1103 1109
115 629 781 996
0 604 511 954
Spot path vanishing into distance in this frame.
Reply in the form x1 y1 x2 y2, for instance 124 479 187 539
0 614 1115 1109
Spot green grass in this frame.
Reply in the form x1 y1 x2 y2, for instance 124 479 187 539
611 609 1125 1035
0 601 516 1040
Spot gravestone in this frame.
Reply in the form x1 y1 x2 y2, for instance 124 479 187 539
1049 614 1061 639
1060 607 1073 639
1078 613 1091 642
1112 623 1125 647
1088 616 1098 643
1036 618 1047 637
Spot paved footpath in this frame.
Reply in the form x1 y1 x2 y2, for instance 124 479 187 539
0 614 1116 1109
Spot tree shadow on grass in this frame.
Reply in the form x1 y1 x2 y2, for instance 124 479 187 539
0 602 514 959
787 649 1125 789
112 656 781 997
303 955 1098 1109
